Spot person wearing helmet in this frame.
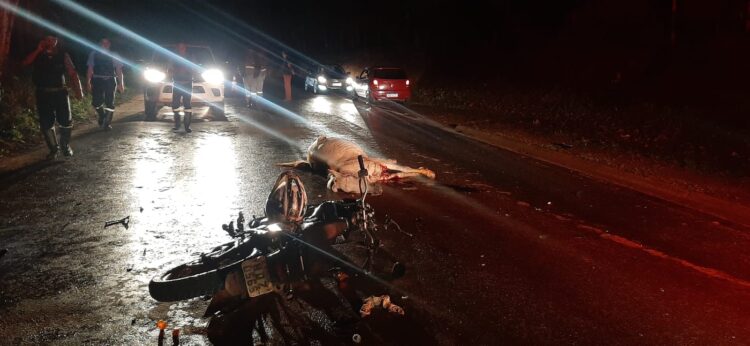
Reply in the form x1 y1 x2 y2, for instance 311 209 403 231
265 171 308 225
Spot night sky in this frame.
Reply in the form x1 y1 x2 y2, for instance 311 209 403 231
10 0 750 98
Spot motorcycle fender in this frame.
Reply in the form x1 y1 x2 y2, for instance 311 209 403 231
203 271 248 317
225 270 248 297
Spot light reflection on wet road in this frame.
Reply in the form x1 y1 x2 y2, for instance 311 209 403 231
1 92 750 344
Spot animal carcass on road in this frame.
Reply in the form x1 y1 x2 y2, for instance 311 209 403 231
279 136 436 194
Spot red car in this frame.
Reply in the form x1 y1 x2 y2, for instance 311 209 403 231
352 66 411 102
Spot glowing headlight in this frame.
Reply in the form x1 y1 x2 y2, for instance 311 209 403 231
346 77 353 85
317 75 327 84
201 68 224 85
143 68 165 83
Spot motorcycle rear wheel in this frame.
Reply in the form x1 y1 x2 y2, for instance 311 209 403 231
148 241 257 302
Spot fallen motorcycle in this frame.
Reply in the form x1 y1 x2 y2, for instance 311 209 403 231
148 156 406 304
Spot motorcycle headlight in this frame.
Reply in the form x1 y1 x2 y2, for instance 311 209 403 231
346 77 353 85
143 68 165 83
317 75 327 84
201 68 224 85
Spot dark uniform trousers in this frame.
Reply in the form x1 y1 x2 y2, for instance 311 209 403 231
36 88 72 131
172 81 193 111
91 76 116 111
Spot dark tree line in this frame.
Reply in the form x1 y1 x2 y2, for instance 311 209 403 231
3 0 750 88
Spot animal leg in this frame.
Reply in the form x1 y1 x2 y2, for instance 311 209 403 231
384 171 430 180
384 164 436 179
276 160 312 170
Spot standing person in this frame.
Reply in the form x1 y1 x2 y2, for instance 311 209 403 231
242 51 267 108
281 51 294 102
22 35 82 158
86 38 124 131
169 43 194 133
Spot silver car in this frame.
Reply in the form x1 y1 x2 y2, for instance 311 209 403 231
304 64 353 94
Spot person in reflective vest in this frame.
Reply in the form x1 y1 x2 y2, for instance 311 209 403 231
169 43 194 133
86 37 125 131
242 50 267 108
22 35 83 158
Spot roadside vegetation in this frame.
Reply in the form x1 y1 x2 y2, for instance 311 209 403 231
0 72 138 157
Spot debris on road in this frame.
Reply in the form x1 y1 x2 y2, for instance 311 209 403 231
384 215 414 238
352 333 362 343
156 320 167 346
552 142 574 150
360 295 405 318
172 328 180 346
414 217 424 233
104 216 130 229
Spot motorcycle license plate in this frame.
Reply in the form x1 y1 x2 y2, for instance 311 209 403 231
241 256 275 297
332 82 342 87
386 93 398 98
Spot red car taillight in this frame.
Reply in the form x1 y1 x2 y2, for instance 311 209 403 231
373 79 379 86
406 79 410 86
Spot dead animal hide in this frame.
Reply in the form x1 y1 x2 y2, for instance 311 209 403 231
278 135 436 194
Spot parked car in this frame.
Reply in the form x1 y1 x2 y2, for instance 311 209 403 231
304 64 353 94
142 44 225 120
352 66 410 103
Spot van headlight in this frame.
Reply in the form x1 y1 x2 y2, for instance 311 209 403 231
317 75 327 84
144 68 166 83
346 77 353 85
201 68 224 85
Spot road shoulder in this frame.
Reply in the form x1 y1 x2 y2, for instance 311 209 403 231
0 95 145 175
410 104 750 228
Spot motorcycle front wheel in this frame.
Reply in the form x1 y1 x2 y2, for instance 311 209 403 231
149 241 259 302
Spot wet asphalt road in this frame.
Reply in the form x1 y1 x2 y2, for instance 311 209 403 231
1 91 750 345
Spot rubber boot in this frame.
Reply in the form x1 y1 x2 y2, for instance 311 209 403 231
41 128 59 159
59 127 73 157
95 107 106 127
103 110 113 131
184 111 192 133
173 111 181 131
